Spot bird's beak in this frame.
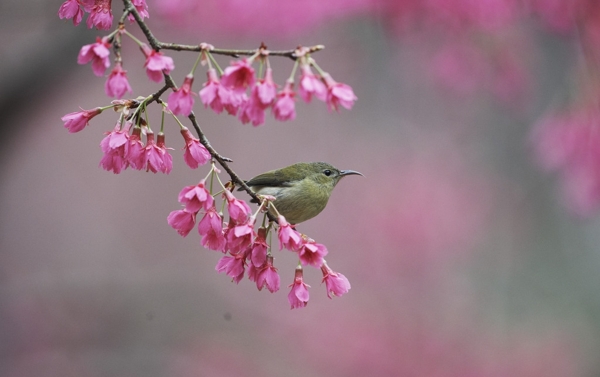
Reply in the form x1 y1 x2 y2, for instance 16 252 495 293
340 170 364 177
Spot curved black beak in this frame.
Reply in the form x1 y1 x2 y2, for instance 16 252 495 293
340 169 364 177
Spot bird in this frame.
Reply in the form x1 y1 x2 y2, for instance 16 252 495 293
241 161 363 224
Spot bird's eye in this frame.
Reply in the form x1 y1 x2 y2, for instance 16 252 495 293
323 169 332 176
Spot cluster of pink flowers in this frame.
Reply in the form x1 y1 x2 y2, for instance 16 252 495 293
168 183 350 309
531 107 600 217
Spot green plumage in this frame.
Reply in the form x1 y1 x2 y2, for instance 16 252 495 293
241 162 362 224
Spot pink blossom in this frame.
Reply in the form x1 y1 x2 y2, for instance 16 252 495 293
223 190 252 224
61 107 101 133
250 227 268 267
180 128 211 169
215 251 246 283
220 58 255 92
127 0 149 22
86 0 113 30
272 80 296 121
322 73 357 111
277 215 302 251
167 209 196 237
226 217 255 254
197 208 226 252
177 180 214 213
299 64 326 102
144 132 172 174
288 267 310 309
142 44 175 83
199 68 236 114
58 0 84 26
77 37 111 77
168 75 196 116
320 262 350 299
256 256 280 293
125 126 146 169
99 122 130 174
298 239 328 267
252 68 277 108
238 99 266 126
105 62 132 99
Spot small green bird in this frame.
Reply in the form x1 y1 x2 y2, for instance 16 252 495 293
242 162 363 224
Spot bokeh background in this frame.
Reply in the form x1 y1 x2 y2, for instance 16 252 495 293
2 0 600 375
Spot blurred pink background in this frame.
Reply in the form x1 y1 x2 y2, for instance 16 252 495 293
2 0 600 376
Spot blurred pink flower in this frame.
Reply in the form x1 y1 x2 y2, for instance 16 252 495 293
142 44 175 83
180 128 211 169
61 107 101 133
127 0 149 22
320 262 351 298
144 131 172 174
99 121 130 174
105 62 132 99
250 227 268 267
288 267 310 309
238 98 266 126
298 239 328 267
226 217 255 254
430 42 488 96
532 108 600 217
167 209 196 237
272 80 296 121
168 75 196 116
216 251 246 283
256 256 280 292
58 0 84 25
86 0 113 30
223 190 252 224
125 126 146 169
322 73 357 111
77 37 111 77
277 215 302 251
178 180 213 213
198 208 226 251
299 64 326 103
221 58 255 92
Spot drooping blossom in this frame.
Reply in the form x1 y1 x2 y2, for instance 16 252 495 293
144 131 172 174
272 79 296 121
142 44 175 82
298 238 328 267
320 262 350 299
177 180 213 213
58 0 84 25
105 62 132 99
220 58 255 92
125 126 146 169
238 98 266 126
223 190 251 224
322 73 357 111
250 227 268 267
215 250 247 283
299 63 326 102
226 217 255 254
180 128 211 169
168 75 195 116
127 0 149 22
86 0 113 30
78 37 111 77
197 208 226 252
99 121 130 174
199 68 238 115
277 215 302 251
252 68 277 108
256 256 280 293
61 107 102 133
167 209 196 237
288 267 310 309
